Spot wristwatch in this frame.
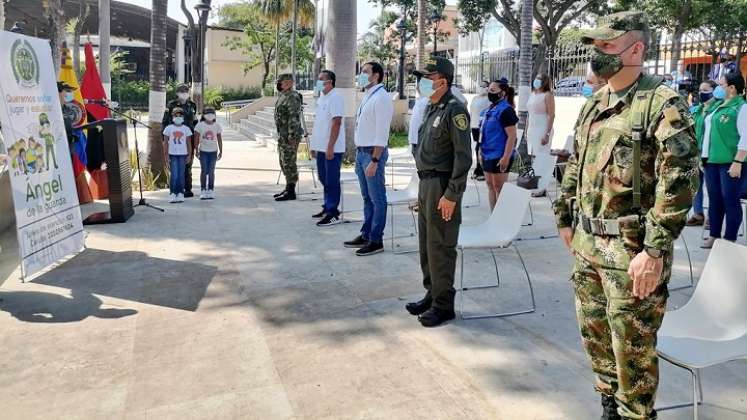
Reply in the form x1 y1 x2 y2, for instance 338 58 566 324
372 157 380 163
644 247 664 258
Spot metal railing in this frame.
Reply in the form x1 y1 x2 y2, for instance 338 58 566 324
220 99 257 119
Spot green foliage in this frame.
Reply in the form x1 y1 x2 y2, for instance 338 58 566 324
130 149 165 191
389 131 409 148
111 79 260 108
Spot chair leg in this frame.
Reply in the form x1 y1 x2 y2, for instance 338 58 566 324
387 204 418 254
693 368 700 420
276 170 281 185
655 357 704 416
670 235 695 291
464 178 481 208
523 201 535 226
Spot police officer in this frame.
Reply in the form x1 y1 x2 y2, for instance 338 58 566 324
553 12 698 420
273 74 304 202
405 57 473 327
163 84 198 197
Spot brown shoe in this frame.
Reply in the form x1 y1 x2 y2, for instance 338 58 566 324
701 237 716 249
686 214 705 226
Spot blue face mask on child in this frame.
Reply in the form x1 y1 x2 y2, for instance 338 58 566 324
173 116 184 125
581 84 594 98
419 78 434 98
713 85 727 100
533 79 542 90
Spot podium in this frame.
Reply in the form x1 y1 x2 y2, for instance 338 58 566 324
82 118 134 225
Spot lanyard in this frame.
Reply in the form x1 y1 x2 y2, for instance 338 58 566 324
356 85 385 122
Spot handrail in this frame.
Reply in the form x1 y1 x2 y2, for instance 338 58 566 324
221 99 257 119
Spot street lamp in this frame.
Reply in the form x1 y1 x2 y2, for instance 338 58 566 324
430 8 441 54
194 0 212 110
397 13 407 100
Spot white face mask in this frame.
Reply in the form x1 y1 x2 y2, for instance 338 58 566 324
177 92 189 101
204 114 216 122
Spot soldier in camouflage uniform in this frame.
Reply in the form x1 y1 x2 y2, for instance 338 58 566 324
553 12 699 420
273 74 304 201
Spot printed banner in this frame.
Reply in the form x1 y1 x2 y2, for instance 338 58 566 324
0 31 85 279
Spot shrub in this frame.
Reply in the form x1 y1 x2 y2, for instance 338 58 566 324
111 79 262 110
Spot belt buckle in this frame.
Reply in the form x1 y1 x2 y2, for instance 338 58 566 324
592 219 605 236
581 216 592 234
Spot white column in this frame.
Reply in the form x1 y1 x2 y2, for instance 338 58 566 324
99 0 111 98
177 25 185 83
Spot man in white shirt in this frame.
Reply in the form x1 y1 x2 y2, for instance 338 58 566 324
310 70 346 227
408 75 430 154
343 62 394 256
469 81 490 180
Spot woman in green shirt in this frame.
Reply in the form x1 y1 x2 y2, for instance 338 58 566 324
687 81 721 226
701 72 747 248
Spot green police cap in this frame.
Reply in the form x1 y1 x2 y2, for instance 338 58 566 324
176 83 190 93
413 56 454 80
277 73 294 82
581 11 650 46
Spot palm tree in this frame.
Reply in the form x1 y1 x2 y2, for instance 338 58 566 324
42 0 66 74
327 0 356 161
1 0 6 30
416 0 426 68
516 0 533 161
147 0 168 187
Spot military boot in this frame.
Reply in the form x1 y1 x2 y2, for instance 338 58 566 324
275 184 296 201
601 394 621 420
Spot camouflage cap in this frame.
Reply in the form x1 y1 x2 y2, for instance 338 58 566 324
39 113 50 125
277 73 294 82
176 83 190 93
581 11 650 45
413 56 454 80
172 107 184 116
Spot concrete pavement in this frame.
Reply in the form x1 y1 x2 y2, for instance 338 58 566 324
0 123 746 419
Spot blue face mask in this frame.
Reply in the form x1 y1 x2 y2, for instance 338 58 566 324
713 85 727 100
581 84 594 98
419 78 434 98
533 79 542 90
173 116 184 125
357 73 371 88
315 80 325 93
64 92 74 103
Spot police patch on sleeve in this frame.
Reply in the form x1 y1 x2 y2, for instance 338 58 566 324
666 136 691 158
453 113 469 131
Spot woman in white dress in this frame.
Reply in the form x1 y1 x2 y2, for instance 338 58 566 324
526 73 556 197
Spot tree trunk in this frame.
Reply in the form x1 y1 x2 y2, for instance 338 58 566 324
516 0 534 161
670 0 692 73
99 0 111 97
147 0 168 188
274 18 280 96
44 0 66 75
1 0 6 31
327 0 357 163
416 0 426 69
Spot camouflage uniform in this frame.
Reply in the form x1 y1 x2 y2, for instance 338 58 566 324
553 12 699 420
274 76 304 186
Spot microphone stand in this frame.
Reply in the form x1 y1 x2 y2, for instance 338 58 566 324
91 102 164 213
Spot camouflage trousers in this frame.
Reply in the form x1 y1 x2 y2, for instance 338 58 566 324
571 254 670 420
278 137 299 184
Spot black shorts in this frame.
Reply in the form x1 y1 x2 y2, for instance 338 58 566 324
483 156 514 174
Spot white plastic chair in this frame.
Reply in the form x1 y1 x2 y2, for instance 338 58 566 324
275 137 318 197
457 183 536 319
339 172 362 223
656 239 747 420
386 172 419 254
387 146 414 188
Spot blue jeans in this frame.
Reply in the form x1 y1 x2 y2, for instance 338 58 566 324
316 151 343 217
199 151 218 190
355 147 388 243
169 154 186 195
704 163 746 241
693 168 704 215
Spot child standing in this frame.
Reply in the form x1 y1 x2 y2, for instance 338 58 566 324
163 107 193 203
193 107 223 200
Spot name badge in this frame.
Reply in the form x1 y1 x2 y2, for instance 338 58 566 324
432 116 441 128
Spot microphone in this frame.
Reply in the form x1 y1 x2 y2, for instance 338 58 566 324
85 99 119 108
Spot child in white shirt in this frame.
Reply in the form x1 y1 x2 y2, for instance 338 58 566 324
162 107 193 203
193 107 223 200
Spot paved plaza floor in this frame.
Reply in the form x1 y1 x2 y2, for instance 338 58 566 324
1 124 746 419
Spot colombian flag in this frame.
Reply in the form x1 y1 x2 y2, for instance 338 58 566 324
81 42 110 199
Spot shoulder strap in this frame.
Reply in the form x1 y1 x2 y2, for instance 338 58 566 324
629 75 663 209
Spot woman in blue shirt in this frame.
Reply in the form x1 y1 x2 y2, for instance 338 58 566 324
480 80 519 210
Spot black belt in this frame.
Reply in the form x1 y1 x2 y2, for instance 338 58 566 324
417 170 451 179
577 214 641 237
357 146 374 154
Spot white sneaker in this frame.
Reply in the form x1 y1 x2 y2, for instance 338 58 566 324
169 193 177 203
208 190 215 199
200 190 208 200
176 193 185 203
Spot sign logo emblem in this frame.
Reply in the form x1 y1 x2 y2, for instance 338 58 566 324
11 39 40 89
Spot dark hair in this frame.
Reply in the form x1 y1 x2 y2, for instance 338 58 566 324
535 73 552 93
320 70 336 87
365 61 385 84
495 80 516 108
724 72 745 95
704 80 718 89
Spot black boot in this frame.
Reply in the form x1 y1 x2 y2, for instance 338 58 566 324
273 188 287 198
405 295 432 316
275 184 296 201
600 394 621 420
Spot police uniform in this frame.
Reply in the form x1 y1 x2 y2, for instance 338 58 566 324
553 12 699 420
273 74 304 200
163 88 198 195
407 57 473 327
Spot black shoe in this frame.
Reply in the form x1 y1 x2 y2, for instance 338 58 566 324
183 191 194 198
418 307 455 327
600 394 621 420
355 241 384 256
275 190 296 201
405 296 432 316
274 189 287 199
312 210 326 218
317 214 341 227
344 235 368 248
